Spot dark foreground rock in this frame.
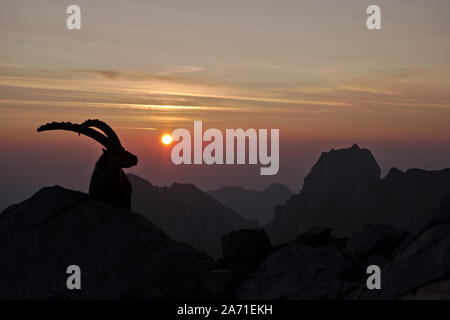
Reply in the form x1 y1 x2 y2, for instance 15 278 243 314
237 200 450 300
237 231 361 300
346 224 408 257
222 228 271 267
0 186 214 299
353 197 450 299
201 229 272 299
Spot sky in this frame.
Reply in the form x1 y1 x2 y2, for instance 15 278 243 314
1 0 450 209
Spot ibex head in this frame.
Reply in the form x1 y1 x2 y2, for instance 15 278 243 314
37 119 138 169
100 146 138 169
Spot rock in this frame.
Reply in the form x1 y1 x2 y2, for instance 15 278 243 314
222 228 271 268
201 268 248 299
267 144 381 243
401 278 450 300
237 239 361 300
346 224 408 257
295 227 332 247
364 253 391 269
354 218 450 299
0 186 214 299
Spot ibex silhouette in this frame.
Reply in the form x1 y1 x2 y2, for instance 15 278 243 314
37 120 138 210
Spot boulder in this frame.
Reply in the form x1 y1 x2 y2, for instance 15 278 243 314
295 227 332 247
354 199 450 299
201 268 248 299
346 224 408 257
401 278 450 300
222 228 271 267
237 230 361 300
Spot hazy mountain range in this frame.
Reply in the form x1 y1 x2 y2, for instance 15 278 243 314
207 184 292 226
128 174 255 258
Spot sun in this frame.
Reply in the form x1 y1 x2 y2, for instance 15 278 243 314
161 134 173 145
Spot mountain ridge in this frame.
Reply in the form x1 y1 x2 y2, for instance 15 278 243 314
127 173 255 258
208 183 292 225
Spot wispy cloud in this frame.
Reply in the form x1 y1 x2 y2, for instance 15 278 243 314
0 99 235 111
1 64 450 121
158 66 205 75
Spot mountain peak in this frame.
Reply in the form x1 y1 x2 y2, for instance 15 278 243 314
304 144 381 193
266 145 382 242
127 173 153 187
263 183 292 195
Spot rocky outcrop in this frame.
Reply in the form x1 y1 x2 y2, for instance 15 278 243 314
237 229 361 300
222 228 272 269
201 229 272 299
346 224 408 258
238 197 450 300
266 144 381 243
207 144 450 300
0 186 214 299
354 196 450 299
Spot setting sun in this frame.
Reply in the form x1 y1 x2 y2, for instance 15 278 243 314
161 134 173 145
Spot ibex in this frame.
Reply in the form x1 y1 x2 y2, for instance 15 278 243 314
37 120 138 210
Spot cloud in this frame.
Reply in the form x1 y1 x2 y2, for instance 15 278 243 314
72 69 166 80
158 66 205 75
72 66 205 81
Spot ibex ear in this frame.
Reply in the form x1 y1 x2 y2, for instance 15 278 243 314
102 148 106 153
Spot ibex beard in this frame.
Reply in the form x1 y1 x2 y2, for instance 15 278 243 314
170 121 279 176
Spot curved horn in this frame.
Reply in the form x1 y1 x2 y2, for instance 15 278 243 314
81 119 121 146
37 121 112 149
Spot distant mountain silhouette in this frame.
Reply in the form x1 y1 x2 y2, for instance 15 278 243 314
208 184 292 225
128 174 255 258
266 144 450 244
376 167 450 230
0 186 213 299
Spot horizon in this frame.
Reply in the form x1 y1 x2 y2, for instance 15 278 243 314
2 141 450 212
